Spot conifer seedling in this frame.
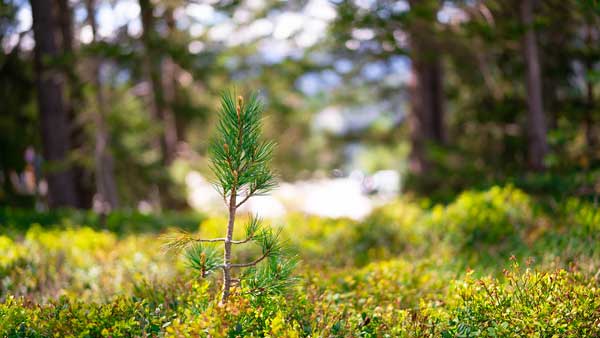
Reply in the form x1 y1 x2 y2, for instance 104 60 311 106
167 90 295 304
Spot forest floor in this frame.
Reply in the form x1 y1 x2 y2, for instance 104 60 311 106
1 185 599 337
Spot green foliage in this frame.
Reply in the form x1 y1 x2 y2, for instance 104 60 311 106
0 296 171 337
445 263 600 337
209 91 276 199
242 257 299 297
0 225 183 300
284 200 427 267
0 207 205 235
184 243 222 278
560 197 600 234
1 186 600 336
433 185 534 248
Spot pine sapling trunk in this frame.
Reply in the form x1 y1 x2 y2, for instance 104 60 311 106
221 190 237 304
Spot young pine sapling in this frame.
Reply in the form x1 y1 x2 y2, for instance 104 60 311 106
167 91 295 304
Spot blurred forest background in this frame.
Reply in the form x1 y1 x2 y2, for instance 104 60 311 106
1 1 600 335
1 0 599 212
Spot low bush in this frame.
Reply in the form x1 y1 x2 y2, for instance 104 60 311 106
436 185 534 248
444 263 600 337
0 186 599 336
0 225 182 300
284 200 426 267
0 295 171 337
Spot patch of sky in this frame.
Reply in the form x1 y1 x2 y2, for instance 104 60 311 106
361 61 387 81
437 3 468 24
392 1 410 13
16 2 32 33
296 70 341 96
334 59 354 74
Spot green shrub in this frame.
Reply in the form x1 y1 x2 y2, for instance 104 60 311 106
433 185 534 249
444 263 600 337
534 198 600 270
0 226 183 300
561 198 600 235
0 296 171 337
0 186 599 337
284 200 427 267
351 201 428 266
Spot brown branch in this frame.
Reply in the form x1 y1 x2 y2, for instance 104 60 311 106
194 237 252 244
232 237 253 244
235 188 256 208
194 237 227 243
231 250 270 268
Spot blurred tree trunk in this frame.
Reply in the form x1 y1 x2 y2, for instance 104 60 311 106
139 0 178 166
56 0 94 208
165 7 191 144
521 0 548 171
584 24 597 152
87 0 119 211
407 0 445 175
163 7 181 147
30 0 79 208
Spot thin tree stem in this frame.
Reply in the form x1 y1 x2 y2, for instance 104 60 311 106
220 190 236 304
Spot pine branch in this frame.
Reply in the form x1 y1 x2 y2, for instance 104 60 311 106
230 250 270 268
241 256 299 296
235 187 256 208
196 237 253 244
184 243 222 278
163 231 253 252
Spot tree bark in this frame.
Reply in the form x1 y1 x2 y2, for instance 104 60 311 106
30 0 79 208
584 24 596 152
56 0 94 208
407 0 445 175
163 7 181 146
408 55 445 174
221 189 237 304
87 0 119 211
139 0 178 166
521 0 548 171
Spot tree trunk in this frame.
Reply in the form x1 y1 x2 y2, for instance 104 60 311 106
56 0 94 208
165 8 190 144
87 0 119 211
162 7 180 156
584 24 596 152
407 0 445 175
30 0 79 208
408 57 444 174
521 0 548 171
139 0 178 166
585 74 596 152
221 190 237 304
165 7 182 143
